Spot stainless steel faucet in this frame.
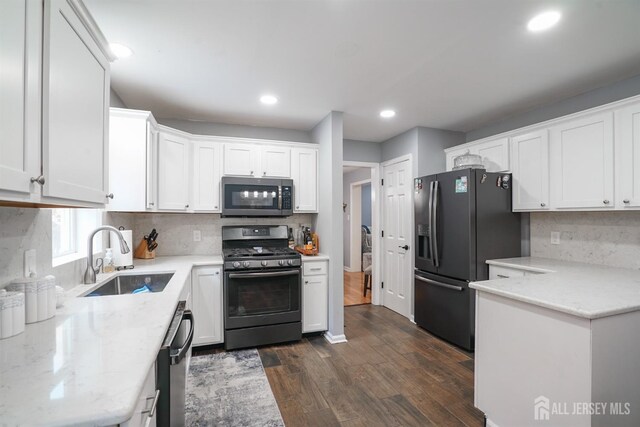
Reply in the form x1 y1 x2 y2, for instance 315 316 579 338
83 226 131 284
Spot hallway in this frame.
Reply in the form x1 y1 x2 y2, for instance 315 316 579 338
344 271 371 306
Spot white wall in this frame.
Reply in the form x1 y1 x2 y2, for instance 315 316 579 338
530 212 640 269
312 111 345 341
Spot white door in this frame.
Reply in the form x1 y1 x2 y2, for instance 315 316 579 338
191 267 223 346
615 102 640 208
0 0 39 196
381 158 412 318
223 143 259 176
261 146 290 177
42 0 110 204
476 138 510 172
192 141 221 211
291 147 318 212
550 112 614 209
158 132 190 210
510 130 550 211
303 274 328 333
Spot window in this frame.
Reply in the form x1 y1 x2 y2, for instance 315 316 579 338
51 209 103 266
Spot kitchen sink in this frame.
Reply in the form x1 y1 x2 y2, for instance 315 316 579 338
83 273 174 297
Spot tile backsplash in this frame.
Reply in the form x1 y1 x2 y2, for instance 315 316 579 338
530 211 640 269
108 212 315 256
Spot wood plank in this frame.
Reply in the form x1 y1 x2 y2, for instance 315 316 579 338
344 271 371 306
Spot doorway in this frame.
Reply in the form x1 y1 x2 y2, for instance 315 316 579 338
342 162 380 307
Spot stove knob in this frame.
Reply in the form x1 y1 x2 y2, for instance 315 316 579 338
232 261 240 268
278 260 285 266
261 260 268 267
242 261 251 268
287 259 294 266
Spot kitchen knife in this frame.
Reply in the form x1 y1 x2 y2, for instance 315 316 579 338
148 242 158 252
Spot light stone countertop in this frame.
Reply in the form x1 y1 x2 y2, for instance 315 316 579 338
301 253 330 262
0 255 222 427
470 257 640 319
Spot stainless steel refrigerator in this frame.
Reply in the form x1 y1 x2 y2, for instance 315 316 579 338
414 168 521 351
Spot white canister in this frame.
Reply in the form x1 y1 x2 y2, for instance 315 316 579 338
0 290 26 339
44 275 57 317
36 276 56 322
7 278 38 324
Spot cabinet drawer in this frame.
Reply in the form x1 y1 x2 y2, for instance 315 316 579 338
303 261 327 276
489 265 526 280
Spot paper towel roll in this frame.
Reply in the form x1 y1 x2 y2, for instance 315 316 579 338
111 230 133 267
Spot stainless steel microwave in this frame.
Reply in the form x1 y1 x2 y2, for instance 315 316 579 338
221 177 293 217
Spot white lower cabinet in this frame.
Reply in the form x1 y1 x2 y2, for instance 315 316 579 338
191 266 223 346
122 362 157 427
488 265 542 280
302 260 328 333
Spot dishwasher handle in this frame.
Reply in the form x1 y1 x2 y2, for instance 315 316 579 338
170 310 194 365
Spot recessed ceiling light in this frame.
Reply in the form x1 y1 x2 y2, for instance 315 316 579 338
380 109 396 118
109 43 133 59
260 95 278 105
527 11 561 32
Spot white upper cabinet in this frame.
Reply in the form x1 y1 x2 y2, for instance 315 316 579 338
476 138 510 172
261 146 290 177
0 0 40 197
223 143 291 178
223 143 260 176
510 130 549 211
192 141 221 212
445 138 509 172
615 102 640 209
158 131 190 210
550 112 614 209
42 0 111 205
107 109 157 212
291 147 318 212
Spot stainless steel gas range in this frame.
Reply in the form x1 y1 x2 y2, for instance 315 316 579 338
222 225 302 350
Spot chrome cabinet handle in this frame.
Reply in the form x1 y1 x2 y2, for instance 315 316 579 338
214 205 218 209
185 204 189 208
305 280 309 284
142 389 160 421
540 202 546 207
106 193 114 199
30 175 45 185
263 171 266 176
603 200 610 205
250 170 254 175
623 199 630 204
149 202 155 206
296 206 300 209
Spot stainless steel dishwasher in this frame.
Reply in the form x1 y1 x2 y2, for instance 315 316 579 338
156 300 194 427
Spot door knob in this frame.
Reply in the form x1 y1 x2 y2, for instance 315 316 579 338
106 193 114 199
30 175 45 185
399 245 409 250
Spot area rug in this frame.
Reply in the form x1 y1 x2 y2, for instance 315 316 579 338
186 349 284 427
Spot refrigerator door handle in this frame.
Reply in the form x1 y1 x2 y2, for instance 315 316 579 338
432 180 440 267
414 274 463 291
427 181 435 264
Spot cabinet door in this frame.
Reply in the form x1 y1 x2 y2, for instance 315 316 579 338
191 267 223 346
510 130 550 211
158 132 190 210
550 112 614 209
107 112 148 211
303 274 328 333
489 265 526 280
261 145 291 177
192 141 221 211
0 0 39 196
146 122 159 210
291 148 318 212
615 102 640 208
42 0 110 204
223 143 259 176
476 138 510 172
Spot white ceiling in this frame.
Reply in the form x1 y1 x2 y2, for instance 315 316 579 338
86 0 640 142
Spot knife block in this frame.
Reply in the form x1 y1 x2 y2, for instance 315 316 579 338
133 238 155 259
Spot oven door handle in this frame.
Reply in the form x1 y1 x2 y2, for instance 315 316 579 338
228 270 300 279
169 310 194 365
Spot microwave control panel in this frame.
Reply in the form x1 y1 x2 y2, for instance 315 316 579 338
282 186 292 210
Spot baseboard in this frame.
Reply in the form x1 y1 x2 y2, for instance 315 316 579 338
410 314 416 324
323 331 348 344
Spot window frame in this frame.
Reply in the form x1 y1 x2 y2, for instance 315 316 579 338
52 209 103 267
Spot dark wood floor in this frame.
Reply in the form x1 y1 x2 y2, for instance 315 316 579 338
258 304 484 426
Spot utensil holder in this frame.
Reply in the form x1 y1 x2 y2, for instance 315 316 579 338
133 239 155 259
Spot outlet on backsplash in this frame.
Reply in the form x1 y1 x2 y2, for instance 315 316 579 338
550 231 560 245
193 230 202 242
